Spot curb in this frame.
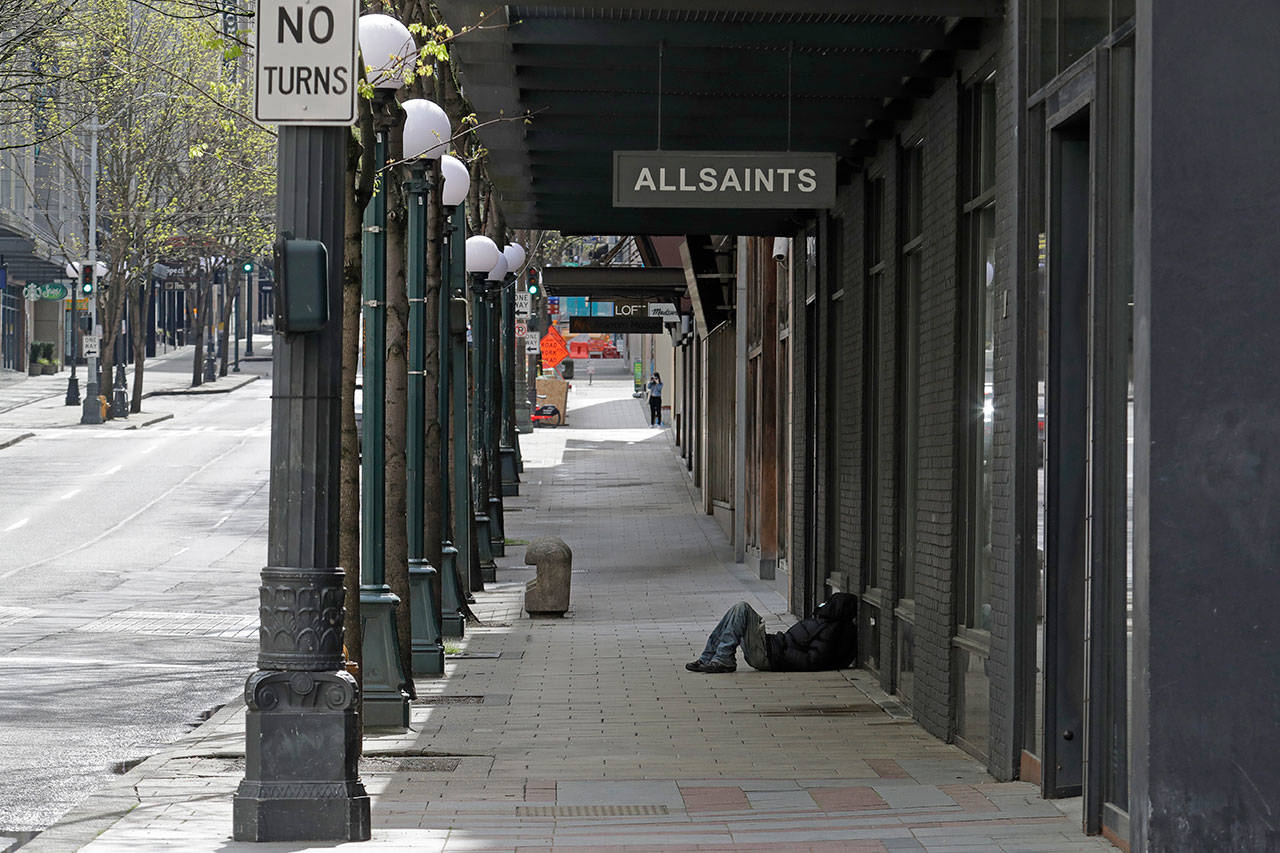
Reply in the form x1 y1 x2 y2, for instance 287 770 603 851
21 700 248 852
0 432 34 450
143 374 260 398
126 413 175 430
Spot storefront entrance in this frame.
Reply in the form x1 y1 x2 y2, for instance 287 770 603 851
1027 35 1135 842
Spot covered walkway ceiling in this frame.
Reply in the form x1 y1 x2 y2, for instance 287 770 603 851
439 2 999 235
0 227 68 283
541 264 686 300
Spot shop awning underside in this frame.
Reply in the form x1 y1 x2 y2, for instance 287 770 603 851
0 225 67 282
438 1 999 236
541 264 687 300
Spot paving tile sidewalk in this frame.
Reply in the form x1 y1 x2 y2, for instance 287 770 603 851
31 361 1111 852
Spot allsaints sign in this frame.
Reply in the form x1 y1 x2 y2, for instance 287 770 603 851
613 151 836 209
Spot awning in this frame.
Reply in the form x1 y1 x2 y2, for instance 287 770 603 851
0 226 65 283
541 265 687 300
438 2 997 235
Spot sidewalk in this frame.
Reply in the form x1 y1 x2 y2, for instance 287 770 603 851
0 340 264 446
29 365 1111 852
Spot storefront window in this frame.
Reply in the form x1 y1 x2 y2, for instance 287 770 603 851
956 71 998 760
1031 0 1137 91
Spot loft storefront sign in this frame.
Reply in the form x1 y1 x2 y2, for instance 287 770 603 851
254 0 359 125
613 151 836 209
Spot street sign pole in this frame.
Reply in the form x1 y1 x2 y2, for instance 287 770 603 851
235 1 368 843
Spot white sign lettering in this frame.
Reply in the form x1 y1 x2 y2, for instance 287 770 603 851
614 151 836 209
255 0 359 125
515 292 531 315
525 331 540 353
82 336 100 359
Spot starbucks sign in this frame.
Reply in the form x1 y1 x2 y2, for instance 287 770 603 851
23 282 69 301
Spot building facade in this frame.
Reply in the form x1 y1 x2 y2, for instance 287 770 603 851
445 2 1280 849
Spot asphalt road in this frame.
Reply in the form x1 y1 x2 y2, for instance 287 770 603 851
0 357 273 836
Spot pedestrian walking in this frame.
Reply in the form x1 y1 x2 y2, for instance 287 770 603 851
587 361 595 385
646 372 663 426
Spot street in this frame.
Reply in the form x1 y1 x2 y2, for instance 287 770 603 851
0 358 271 835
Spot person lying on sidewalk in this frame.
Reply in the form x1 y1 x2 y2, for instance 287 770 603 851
686 592 857 674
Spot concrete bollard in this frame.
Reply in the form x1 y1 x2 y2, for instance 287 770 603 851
524 537 572 616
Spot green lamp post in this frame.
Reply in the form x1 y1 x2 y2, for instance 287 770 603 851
466 236 502 583
357 12 413 729
401 97 450 677
438 154 471 637
498 243 525 499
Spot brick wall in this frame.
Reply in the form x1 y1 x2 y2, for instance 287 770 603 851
781 26 1013 774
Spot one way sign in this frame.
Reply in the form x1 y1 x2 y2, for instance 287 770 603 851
255 0 359 125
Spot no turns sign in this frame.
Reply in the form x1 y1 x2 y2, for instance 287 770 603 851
254 0 359 125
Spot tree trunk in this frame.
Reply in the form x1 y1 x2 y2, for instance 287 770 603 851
340 127 366 686
423 158 444 573
100 303 118 418
218 272 233 377
130 282 147 412
383 116 415 698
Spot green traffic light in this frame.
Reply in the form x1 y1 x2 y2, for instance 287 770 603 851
80 281 93 295
242 261 253 273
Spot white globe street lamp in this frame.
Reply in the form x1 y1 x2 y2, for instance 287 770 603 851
358 14 415 90
465 236 501 274
441 155 470 207
485 254 509 283
402 99 451 161
502 243 526 275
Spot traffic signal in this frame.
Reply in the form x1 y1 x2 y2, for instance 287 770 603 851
526 268 540 297
80 263 93 295
242 260 253 274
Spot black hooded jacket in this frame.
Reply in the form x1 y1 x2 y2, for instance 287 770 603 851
763 592 858 671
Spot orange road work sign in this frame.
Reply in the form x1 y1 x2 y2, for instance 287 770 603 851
540 326 569 369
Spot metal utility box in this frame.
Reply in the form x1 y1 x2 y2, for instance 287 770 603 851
274 236 329 333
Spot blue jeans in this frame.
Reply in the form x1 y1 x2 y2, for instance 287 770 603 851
698 602 771 669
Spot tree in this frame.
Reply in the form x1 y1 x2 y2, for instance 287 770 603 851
27 0 273 409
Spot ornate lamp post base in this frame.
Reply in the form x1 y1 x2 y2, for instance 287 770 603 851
359 587 411 729
439 542 465 638
475 514 497 583
203 344 218 383
110 363 129 418
408 559 445 675
233 567 370 843
488 496 505 557
500 446 520 496
515 400 533 434
233 671 370 842
65 375 80 406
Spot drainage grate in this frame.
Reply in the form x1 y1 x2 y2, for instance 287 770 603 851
76 611 257 639
446 651 501 659
748 704 882 717
215 756 460 774
360 756 461 773
411 695 485 706
516 805 669 817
